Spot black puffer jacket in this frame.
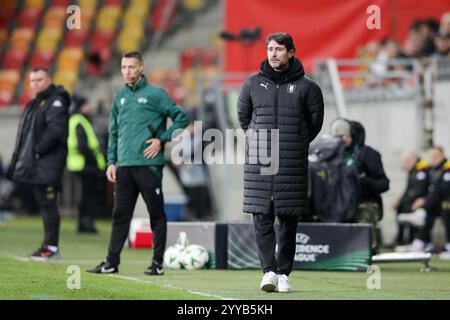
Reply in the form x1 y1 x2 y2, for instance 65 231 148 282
237 57 324 216
7 84 70 188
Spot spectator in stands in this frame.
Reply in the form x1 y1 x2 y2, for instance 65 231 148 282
238 32 324 293
391 151 429 245
397 146 450 257
87 51 189 276
67 95 106 234
6 67 70 261
433 33 450 57
440 12 450 36
330 118 389 254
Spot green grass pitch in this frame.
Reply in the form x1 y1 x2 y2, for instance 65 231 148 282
1 216 450 300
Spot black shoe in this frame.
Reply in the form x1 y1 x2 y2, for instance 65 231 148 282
29 244 60 261
144 262 164 275
86 261 118 274
78 225 98 234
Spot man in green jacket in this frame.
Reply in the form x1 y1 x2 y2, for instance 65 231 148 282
87 51 189 275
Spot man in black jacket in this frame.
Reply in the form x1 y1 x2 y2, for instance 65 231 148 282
238 32 324 293
331 118 390 254
7 68 70 261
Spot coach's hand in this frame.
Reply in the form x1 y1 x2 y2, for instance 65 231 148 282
144 138 161 159
106 164 117 183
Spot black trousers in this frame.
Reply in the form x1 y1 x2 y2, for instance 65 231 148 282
253 202 298 276
107 167 166 266
78 173 98 222
32 185 60 247
418 210 450 243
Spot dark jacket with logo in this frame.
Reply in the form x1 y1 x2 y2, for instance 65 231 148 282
7 84 70 188
398 159 429 213
237 57 324 216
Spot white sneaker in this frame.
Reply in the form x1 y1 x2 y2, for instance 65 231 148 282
277 274 292 293
260 271 278 292
438 244 450 260
398 208 426 227
394 239 425 253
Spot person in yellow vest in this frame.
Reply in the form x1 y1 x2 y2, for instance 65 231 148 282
67 95 106 233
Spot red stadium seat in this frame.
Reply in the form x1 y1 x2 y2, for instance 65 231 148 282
0 10 15 28
0 88 15 107
29 50 55 68
64 28 89 47
51 0 70 6
104 0 123 5
2 49 27 70
17 8 41 28
90 30 116 51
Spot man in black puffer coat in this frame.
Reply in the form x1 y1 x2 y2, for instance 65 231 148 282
7 68 70 261
237 32 324 293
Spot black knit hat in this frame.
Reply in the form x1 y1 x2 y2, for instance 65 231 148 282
72 95 88 113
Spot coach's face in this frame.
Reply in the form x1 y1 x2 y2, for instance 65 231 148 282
121 57 144 85
267 40 294 71
29 70 52 97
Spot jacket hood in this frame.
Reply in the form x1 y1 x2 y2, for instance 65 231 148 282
349 120 366 147
259 57 305 83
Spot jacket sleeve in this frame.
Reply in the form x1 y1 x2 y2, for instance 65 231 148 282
358 149 390 194
107 97 119 165
159 91 189 143
76 124 96 165
304 81 324 143
35 97 69 156
237 79 253 131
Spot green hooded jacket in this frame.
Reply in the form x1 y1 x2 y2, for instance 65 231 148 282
107 75 189 170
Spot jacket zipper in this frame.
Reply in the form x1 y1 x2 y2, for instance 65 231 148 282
270 84 280 208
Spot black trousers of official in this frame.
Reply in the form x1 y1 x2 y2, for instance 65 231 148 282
107 167 166 267
253 202 298 276
32 185 60 247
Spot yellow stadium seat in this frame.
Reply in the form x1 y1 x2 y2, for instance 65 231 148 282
130 0 150 8
78 0 97 10
44 7 67 29
58 47 84 71
97 6 122 31
182 0 205 11
36 28 62 52
0 70 21 90
125 4 149 20
53 70 78 93
118 33 142 54
10 28 34 52
25 0 45 10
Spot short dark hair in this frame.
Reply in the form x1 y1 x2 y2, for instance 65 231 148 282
122 51 143 63
30 67 50 74
266 32 296 52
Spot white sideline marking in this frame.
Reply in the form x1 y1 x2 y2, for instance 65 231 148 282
5 255 239 300
110 274 239 300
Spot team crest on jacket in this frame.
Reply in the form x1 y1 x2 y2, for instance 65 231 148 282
137 97 148 104
287 84 296 94
120 98 125 105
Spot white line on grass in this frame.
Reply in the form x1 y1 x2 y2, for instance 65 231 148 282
5 254 239 300
110 274 239 300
